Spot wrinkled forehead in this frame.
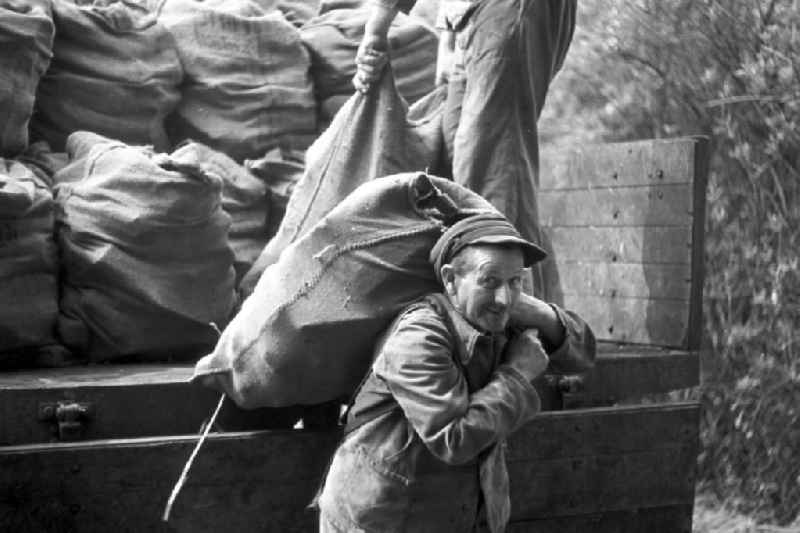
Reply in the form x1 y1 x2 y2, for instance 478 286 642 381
456 244 526 273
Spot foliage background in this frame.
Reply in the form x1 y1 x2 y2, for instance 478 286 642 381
538 0 800 525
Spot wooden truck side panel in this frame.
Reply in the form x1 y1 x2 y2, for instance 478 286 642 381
0 136 709 532
1 404 698 533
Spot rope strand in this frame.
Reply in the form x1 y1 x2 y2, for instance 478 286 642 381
162 393 226 522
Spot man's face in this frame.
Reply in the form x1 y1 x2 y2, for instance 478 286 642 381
442 245 525 333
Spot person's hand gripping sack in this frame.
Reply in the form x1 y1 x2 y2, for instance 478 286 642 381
353 4 398 93
505 328 549 383
354 34 389 93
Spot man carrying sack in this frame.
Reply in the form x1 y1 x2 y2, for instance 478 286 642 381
354 0 576 302
315 211 595 532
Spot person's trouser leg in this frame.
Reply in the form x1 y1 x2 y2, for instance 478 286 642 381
445 0 576 302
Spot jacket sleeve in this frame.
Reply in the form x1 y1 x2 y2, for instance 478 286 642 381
373 306 540 466
545 305 597 375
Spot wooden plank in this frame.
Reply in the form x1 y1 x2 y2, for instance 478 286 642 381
0 365 303 446
0 344 698 445
558 261 692 300
578 343 699 406
540 183 693 227
540 137 698 190
507 404 699 521
508 504 693 533
0 403 699 533
537 347 698 409
687 137 710 350
506 402 699 461
540 136 710 350
0 364 197 389
509 445 696 519
562 293 689 346
547 226 692 264
0 430 339 533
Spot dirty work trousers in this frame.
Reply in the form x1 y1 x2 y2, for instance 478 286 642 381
443 0 576 303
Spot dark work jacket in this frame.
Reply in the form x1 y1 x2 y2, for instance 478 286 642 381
317 293 595 532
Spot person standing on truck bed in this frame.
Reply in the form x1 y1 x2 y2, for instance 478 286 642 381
315 212 595 532
354 0 577 302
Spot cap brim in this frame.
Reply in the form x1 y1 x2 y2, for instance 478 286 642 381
469 234 548 266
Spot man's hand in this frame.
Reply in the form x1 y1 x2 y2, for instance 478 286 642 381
353 33 389 93
504 329 549 382
353 4 398 93
509 293 565 349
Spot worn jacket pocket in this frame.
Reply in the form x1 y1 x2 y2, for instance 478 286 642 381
319 445 410 533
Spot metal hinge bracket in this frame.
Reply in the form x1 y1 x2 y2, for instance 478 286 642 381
38 401 94 441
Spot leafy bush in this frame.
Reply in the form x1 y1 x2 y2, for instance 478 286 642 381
540 0 800 524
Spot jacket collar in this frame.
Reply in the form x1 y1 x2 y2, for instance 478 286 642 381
433 293 496 365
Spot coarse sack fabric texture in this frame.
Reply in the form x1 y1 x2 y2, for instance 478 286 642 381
55 131 237 362
31 0 182 152
270 0 319 27
240 68 446 294
194 173 496 408
408 0 439 29
160 0 317 162
300 6 437 120
15 141 69 189
169 141 270 286
0 0 54 157
244 147 306 241
0 157 59 357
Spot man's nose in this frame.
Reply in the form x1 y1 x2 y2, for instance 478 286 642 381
494 284 511 306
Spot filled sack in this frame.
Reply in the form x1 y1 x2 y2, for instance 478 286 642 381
31 0 182 152
15 140 69 189
0 156 59 361
300 6 437 121
169 142 270 285
55 132 237 362
194 173 496 408
160 0 317 161
240 68 446 293
268 0 320 27
0 0 54 157
244 147 305 240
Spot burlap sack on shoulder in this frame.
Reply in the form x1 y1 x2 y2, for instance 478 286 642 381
160 0 316 161
240 68 446 294
31 0 182 152
55 132 236 362
194 173 495 408
0 156 59 360
0 0 54 157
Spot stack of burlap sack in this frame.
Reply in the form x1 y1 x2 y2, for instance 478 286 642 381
0 0 442 370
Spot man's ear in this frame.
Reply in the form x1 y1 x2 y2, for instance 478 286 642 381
441 264 456 296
